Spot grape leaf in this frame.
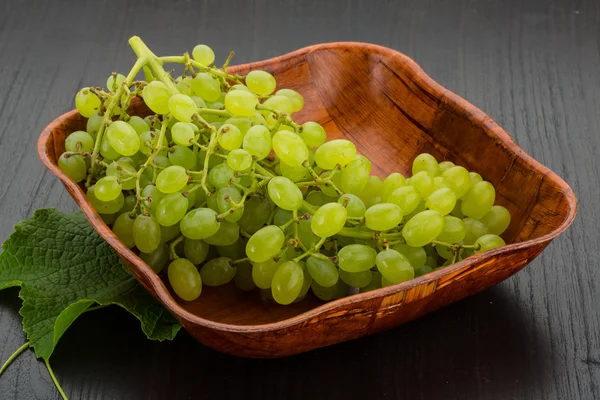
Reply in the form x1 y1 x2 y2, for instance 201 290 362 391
0 208 180 361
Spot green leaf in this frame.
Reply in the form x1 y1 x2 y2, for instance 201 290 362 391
0 208 180 360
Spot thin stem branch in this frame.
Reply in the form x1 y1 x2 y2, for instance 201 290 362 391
0 342 29 376
45 359 68 400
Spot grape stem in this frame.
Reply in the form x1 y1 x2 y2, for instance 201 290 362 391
293 237 327 262
169 235 184 259
45 358 68 400
256 104 301 131
432 240 481 251
302 161 344 196
336 227 403 240
198 108 231 118
0 342 29 376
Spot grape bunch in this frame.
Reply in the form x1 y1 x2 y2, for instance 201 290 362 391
59 36 511 306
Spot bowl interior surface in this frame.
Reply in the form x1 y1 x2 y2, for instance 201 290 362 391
42 43 575 327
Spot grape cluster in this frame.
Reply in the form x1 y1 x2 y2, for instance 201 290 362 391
59 37 511 306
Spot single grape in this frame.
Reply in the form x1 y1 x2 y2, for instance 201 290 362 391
360 271 383 292
180 208 221 239
438 161 455 173
469 172 483 185
168 258 202 301
311 279 349 301
272 130 309 167
298 217 319 249
276 88 304 112
481 205 511 235
267 176 303 211
111 213 135 248
338 193 366 218
230 84 252 93
436 215 466 243
156 166 189 194
280 162 309 182
381 276 394 287
243 125 272 160
463 217 489 244
305 191 335 207
433 176 451 190
391 243 427 268
311 202 347 237
314 139 356 170
442 166 471 198
168 145 196 170
226 149 253 172
142 81 171 114
192 44 215 65
246 225 285 263
156 192 189 227
410 171 435 198
295 263 312 301
191 96 207 109
87 185 124 215
376 249 415 284
435 244 455 260
364 203 403 231
200 257 236 286
402 210 444 247
426 188 457 215
204 219 240 246
263 95 294 115
184 239 210 264
172 122 196 146
234 261 256 291
168 94 197 123
95 176 122 202
358 175 383 205
474 234 506 253
58 154 87 182
65 130 94 153
75 87 101 117
191 73 221 102
141 185 164 215
305 256 338 287
381 173 406 201
120 194 137 215
208 163 239 189
86 113 103 137
461 181 496 219
238 194 272 234
217 123 243 150
300 122 326 148
271 261 304 305
412 153 440 177
387 186 421 214
100 137 120 160
175 76 193 95
139 131 166 155
106 73 126 91
338 244 377 272
106 121 140 156
246 70 276 96
160 223 181 244
224 90 258 117
252 259 281 289
450 200 464 218
340 155 371 194
339 269 372 288
133 215 161 253
139 243 169 273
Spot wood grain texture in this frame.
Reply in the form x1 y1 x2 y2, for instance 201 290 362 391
1 0 598 398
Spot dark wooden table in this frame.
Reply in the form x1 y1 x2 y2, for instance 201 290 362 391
1 0 598 399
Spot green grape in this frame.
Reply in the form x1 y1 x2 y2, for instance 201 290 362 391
381 276 394 287
306 256 338 287
360 271 383 292
305 191 335 207
474 234 506 253
246 225 285 262
339 269 372 288
191 73 221 101
314 139 356 170
230 84 252 93
461 248 475 260
404 199 427 221
139 244 169 273
160 223 181 244
191 96 207 109
99 136 120 161
128 116 150 136
238 194 272 234
58 154 87 182
300 121 326 147
381 172 406 201
75 87 101 117
120 194 137 216
414 265 433 277
141 185 164 215
246 70 276 96
391 243 426 268
207 194 220 212
409 171 435 198
184 239 210 264
217 124 243 150
433 176 451 190
271 261 304 305
295 263 312 301
156 166 189 194
469 172 483 185
319 179 341 197
175 76 193 95
180 208 221 240
156 192 188 227
276 88 304 112
234 262 256 291
208 163 239 189
435 244 454 260
171 122 195 146
412 153 440 177
168 145 196 170
297 218 318 249
311 279 349 301
224 90 258 117
227 149 252 171
95 176 122 202
168 94 197 123
106 121 140 156
243 125 272 160
200 257 236 286
106 161 136 190
262 95 294 115
142 81 171 114
438 161 455 173
252 259 281 289
450 200 464 218
139 131 165 155
267 176 303 211
311 203 347 237
192 44 215 65
86 113 103 137
204 220 240 246
442 166 471 198
338 244 377 272
280 162 309 182
375 249 414 284
272 130 309 167
224 117 253 135
106 73 126 91
133 215 161 253
387 186 420 214
112 213 135 248
65 130 94 153
481 205 511 235
426 188 457 216
463 217 489 244
168 258 202 301
358 175 383 205
338 193 366 218
87 185 124 214
365 203 403 231
153 154 172 169
437 215 466 243
340 155 371 194
461 181 495 219
402 210 444 247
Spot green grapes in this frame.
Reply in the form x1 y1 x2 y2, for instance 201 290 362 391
268 176 303 211
272 130 309 167
402 210 444 247
246 70 276 96
311 203 347 237
168 258 202 301
192 44 215 65
75 87 101 117
246 225 285 263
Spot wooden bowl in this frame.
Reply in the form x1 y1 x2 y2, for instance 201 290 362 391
38 42 577 358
